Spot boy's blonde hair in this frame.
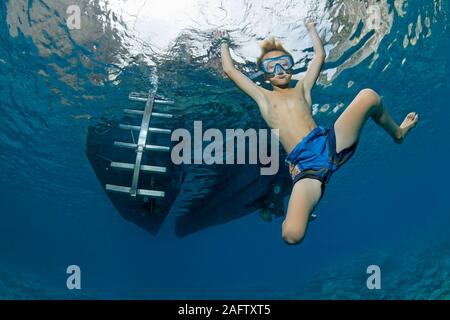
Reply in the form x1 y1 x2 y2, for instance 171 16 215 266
256 37 293 71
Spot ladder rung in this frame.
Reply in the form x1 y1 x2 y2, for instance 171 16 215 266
114 141 170 152
114 141 138 149
146 144 170 152
155 99 175 105
149 127 172 134
124 109 144 115
119 124 171 134
152 112 173 119
128 92 148 102
119 124 140 130
128 93 175 105
105 184 165 198
128 96 147 102
123 109 173 119
110 162 167 174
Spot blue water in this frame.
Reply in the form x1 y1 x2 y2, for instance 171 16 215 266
0 0 450 299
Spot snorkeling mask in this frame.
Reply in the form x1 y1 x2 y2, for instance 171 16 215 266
259 54 294 78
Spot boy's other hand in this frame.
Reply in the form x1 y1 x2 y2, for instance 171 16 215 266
304 20 316 30
213 30 229 39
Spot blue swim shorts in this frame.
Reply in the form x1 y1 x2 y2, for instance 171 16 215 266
285 125 359 201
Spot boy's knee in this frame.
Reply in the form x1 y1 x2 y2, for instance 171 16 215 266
359 88 381 106
282 223 305 245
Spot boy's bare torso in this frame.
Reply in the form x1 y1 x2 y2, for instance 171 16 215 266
256 80 318 154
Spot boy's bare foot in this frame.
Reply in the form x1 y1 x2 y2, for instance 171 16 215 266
394 112 419 144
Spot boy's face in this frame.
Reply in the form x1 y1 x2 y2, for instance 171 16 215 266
261 50 293 87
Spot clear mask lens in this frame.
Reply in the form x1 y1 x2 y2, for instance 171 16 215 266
260 55 294 76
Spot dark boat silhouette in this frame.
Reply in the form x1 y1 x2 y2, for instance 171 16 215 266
85 92 290 237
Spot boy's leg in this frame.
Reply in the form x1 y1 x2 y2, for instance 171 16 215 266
333 88 419 153
282 178 322 245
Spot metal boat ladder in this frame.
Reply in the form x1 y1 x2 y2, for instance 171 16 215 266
105 89 174 198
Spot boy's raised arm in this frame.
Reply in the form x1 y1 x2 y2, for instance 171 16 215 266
301 22 326 92
219 36 236 73
215 31 265 104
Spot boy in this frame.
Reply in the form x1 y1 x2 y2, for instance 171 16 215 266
214 22 419 245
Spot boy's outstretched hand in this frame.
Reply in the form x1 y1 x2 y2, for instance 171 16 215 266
212 30 232 46
213 30 229 40
304 20 316 30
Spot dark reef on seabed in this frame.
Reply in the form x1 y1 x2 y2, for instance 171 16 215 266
293 233 450 300
0 269 95 299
